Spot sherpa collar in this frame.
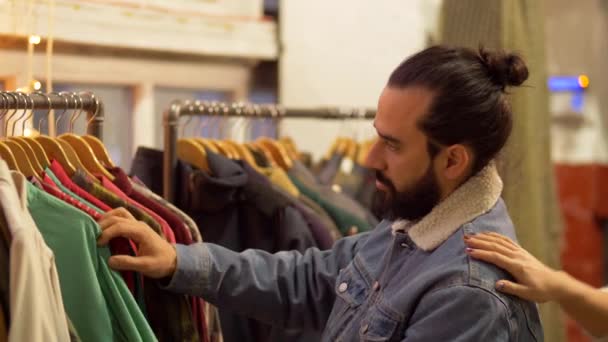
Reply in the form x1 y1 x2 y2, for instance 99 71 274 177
391 163 502 251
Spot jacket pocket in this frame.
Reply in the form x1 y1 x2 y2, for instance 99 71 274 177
359 303 401 342
323 264 370 341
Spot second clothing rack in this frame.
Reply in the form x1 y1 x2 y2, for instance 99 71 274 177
163 100 376 201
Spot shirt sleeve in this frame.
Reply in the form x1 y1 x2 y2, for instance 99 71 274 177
403 285 522 341
162 233 369 331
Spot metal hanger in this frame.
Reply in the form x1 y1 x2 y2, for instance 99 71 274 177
81 93 116 168
177 101 210 172
255 106 293 170
190 101 220 154
58 92 115 179
8 93 45 173
34 92 78 175
18 92 51 168
0 92 20 171
1 92 39 178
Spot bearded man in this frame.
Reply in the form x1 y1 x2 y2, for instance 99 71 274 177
98 45 543 341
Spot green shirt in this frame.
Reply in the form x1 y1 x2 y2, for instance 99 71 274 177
26 182 156 342
288 175 371 235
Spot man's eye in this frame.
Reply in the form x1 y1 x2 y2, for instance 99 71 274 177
385 142 399 151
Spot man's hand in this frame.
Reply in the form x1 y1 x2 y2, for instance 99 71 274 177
97 208 177 279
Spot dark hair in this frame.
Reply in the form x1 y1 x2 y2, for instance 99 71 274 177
388 45 529 175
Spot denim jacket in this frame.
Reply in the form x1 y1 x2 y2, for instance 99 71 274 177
165 164 543 341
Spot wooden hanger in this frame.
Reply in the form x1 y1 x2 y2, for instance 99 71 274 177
0 142 20 172
219 141 240 160
225 140 264 170
19 137 51 168
177 139 210 172
255 137 293 170
193 138 219 154
56 139 100 180
82 135 116 168
0 93 40 178
8 137 44 173
208 140 233 158
247 143 277 168
80 94 116 168
2 140 39 178
35 136 78 176
59 134 115 180
279 137 299 160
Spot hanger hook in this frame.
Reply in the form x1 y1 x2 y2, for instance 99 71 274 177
21 92 36 136
3 92 17 136
179 100 196 138
0 92 10 123
0 92 10 136
7 92 27 136
13 92 32 136
6 92 26 136
84 92 100 135
68 92 84 133
196 101 211 137
37 91 52 134
54 92 71 133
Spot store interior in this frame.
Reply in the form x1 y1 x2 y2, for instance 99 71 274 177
0 1 606 341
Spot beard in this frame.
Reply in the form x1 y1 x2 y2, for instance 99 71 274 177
372 164 442 221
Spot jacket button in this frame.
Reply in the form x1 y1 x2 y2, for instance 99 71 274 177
372 281 380 291
338 282 348 293
400 242 408 248
360 323 369 334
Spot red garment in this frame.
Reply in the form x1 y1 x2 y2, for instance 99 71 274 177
40 174 102 221
50 160 112 212
98 175 176 243
110 167 193 244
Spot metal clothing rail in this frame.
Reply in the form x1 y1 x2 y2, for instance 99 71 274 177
163 99 376 201
0 91 105 139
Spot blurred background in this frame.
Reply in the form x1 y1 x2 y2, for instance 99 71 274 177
1 1 606 341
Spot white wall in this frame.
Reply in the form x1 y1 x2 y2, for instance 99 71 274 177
279 0 440 160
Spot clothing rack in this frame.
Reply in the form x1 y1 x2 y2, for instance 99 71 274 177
163 99 376 201
0 91 105 139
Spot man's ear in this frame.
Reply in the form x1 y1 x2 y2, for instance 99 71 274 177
441 144 471 180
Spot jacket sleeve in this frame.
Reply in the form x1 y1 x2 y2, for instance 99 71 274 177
403 285 520 341
162 233 370 330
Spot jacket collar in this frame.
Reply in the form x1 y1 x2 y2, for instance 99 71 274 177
392 163 503 251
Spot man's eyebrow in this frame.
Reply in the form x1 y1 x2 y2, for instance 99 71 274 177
374 123 401 145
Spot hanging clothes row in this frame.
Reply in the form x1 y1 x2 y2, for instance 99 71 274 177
129 100 379 342
0 92 219 342
315 137 378 211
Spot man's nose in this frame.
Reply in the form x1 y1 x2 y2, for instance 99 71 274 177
363 140 384 170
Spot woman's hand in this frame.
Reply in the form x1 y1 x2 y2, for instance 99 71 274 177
97 208 177 279
464 232 563 302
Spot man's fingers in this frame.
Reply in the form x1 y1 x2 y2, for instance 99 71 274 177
466 248 520 275
101 207 135 221
97 221 145 246
108 255 151 273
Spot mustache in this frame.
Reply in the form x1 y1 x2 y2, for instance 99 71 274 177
375 171 394 189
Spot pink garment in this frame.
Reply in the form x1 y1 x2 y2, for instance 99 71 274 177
98 175 176 243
